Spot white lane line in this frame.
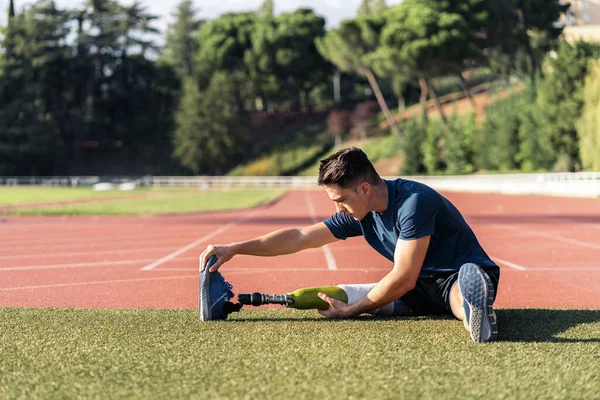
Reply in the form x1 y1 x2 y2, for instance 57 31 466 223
0 237 214 252
0 258 158 271
0 249 333 272
140 208 263 271
0 245 330 261
499 225 600 251
520 267 600 271
304 192 338 270
0 274 197 292
151 267 391 272
0 246 182 260
490 255 527 271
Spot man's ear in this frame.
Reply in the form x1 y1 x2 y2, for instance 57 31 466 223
359 182 371 196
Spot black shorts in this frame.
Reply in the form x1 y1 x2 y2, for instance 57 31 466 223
400 266 500 316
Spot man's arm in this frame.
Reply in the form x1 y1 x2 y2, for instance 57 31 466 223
319 235 430 317
200 222 339 272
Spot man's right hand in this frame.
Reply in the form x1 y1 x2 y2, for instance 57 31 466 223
199 244 238 273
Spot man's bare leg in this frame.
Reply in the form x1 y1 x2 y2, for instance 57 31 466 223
449 282 469 331
449 264 498 343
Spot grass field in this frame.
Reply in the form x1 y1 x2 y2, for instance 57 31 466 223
1 308 598 399
0 186 145 206
6 189 285 215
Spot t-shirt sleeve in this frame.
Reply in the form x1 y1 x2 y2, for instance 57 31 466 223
323 213 363 240
398 192 437 240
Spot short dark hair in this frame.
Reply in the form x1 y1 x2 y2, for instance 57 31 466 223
317 147 380 188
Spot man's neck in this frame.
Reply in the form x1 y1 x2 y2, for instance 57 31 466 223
372 180 388 214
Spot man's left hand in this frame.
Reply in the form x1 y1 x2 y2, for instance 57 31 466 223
317 292 355 319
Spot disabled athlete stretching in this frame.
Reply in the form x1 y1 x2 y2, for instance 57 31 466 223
199 147 500 343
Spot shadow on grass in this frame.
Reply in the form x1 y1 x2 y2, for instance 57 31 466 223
496 309 600 343
229 314 455 324
231 309 600 343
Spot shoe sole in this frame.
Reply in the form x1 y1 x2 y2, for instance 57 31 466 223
199 266 211 321
458 263 497 343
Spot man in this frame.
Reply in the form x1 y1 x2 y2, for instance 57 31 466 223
200 147 500 343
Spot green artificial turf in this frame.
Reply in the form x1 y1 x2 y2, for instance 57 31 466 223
1 308 599 399
0 186 143 206
8 189 285 215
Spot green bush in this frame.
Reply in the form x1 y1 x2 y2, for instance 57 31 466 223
228 142 332 176
421 119 446 174
478 91 522 172
517 98 556 172
444 112 477 175
361 134 403 162
400 117 426 175
577 59 600 171
536 41 600 170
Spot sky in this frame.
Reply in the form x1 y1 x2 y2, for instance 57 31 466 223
0 0 404 37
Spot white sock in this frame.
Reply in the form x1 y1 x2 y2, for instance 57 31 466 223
337 283 401 316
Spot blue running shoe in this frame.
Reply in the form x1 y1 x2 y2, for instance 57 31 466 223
458 263 498 343
199 255 243 321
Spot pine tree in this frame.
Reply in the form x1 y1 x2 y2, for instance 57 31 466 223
357 0 387 16
173 73 247 174
0 0 69 175
163 0 201 78
316 16 402 137
257 0 274 18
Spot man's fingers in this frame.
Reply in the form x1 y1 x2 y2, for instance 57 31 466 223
319 292 342 311
208 258 221 273
199 253 205 272
199 247 214 272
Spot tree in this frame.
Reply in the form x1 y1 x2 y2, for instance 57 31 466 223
257 0 274 18
195 13 255 81
173 73 247 174
247 9 330 110
357 0 387 16
0 0 71 174
511 0 569 84
316 16 402 137
577 59 600 171
377 1 473 129
163 0 201 78
194 12 256 109
485 0 568 84
536 41 600 171
432 0 491 109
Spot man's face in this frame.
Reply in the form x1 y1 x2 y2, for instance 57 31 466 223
324 183 370 221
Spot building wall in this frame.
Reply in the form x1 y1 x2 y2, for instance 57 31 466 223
560 0 600 42
560 0 600 26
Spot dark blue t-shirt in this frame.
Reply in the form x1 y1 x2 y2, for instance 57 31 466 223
324 179 498 279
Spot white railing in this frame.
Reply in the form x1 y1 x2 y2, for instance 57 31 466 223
152 173 600 198
0 176 152 187
151 176 318 189
410 172 600 198
1 173 599 198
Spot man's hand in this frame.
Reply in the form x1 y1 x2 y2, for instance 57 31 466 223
199 244 238 272
317 292 355 319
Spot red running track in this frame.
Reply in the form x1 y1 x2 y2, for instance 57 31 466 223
1 190 599 309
